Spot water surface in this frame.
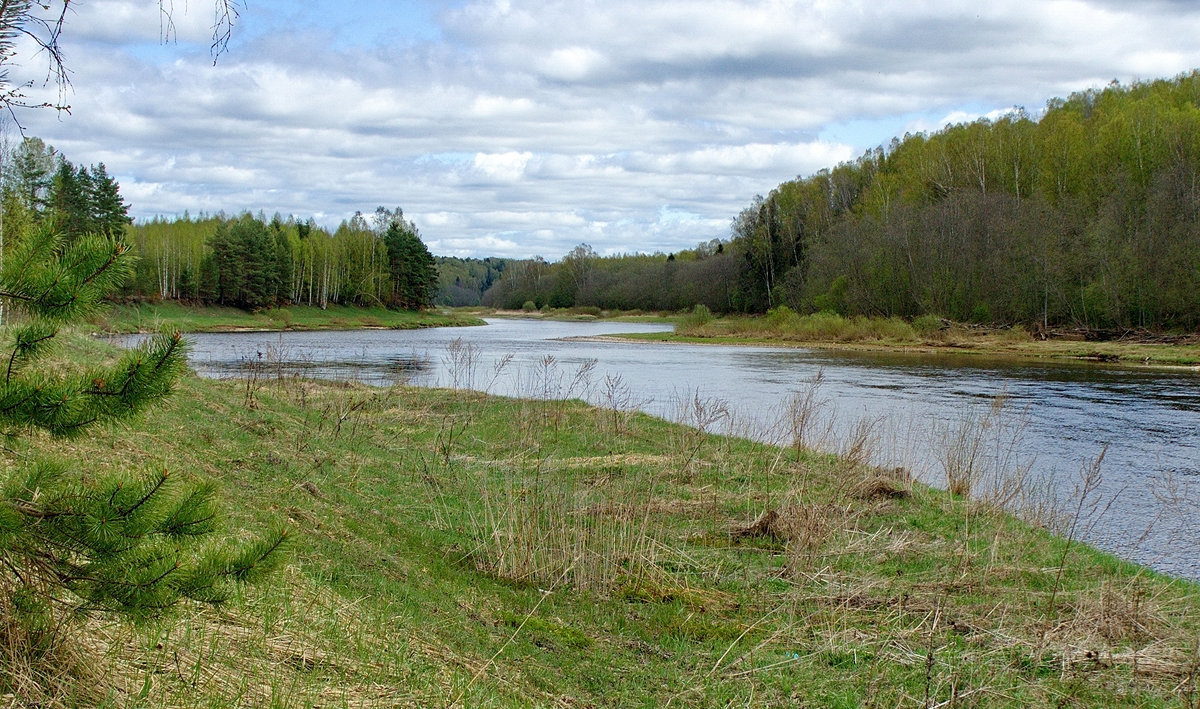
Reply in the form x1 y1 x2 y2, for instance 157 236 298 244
117 318 1200 579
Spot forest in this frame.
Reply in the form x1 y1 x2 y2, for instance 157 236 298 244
10 72 1200 330
128 209 439 310
0 138 440 312
483 72 1200 331
1 137 131 243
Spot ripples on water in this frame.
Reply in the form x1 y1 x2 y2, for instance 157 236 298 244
111 319 1200 579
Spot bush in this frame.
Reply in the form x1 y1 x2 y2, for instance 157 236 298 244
765 305 801 332
813 275 849 315
795 310 848 340
678 304 713 332
522 300 537 312
912 314 946 337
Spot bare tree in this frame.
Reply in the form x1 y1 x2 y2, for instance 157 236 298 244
0 0 242 117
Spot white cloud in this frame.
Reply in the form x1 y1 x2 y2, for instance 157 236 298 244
11 0 1200 259
471 152 534 182
68 0 215 45
537 46 608 81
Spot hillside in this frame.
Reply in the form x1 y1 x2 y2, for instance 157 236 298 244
484 72 1200 334
10 339 1200 706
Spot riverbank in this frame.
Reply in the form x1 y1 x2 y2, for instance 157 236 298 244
92 302 486 334
626 311 1200 367
16 334 1200 706
457 305 675 323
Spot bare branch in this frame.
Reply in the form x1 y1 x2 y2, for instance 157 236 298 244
157 0 242 63
0 1 242 117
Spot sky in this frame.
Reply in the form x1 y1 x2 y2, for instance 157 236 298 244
10 0 1200 259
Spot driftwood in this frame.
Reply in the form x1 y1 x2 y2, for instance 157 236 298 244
1031 324 1198 345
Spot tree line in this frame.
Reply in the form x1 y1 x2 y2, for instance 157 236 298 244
481 72 1200 331
2 136 133 243
13 70 1200 328
127 207 439 310
0 138 441 312
479 241 739 313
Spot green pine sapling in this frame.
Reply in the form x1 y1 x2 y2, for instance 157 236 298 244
0 225 286 622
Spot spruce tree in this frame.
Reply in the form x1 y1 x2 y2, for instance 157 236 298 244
88 163 132 237
384 220 438 310
7 138 54 218
0 225 285 623
47 160 90 241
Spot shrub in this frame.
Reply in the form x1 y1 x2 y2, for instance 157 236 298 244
796 310 849 340
765 305 801 332
522 300 537 312
813 275 849 315
678 304 713 332
912 314 946 337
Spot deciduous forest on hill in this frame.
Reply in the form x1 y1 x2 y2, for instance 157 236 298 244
482 73 1200 332
32 73 1200 334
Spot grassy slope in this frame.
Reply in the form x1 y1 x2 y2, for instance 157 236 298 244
13 336 1199 707
92 302 485 334
629 316 1200 367
458 306 676 323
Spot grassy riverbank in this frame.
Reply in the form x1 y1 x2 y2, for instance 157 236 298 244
635 308 1200 367
92 302 485 334
458 305 675 323
11 334 1200 706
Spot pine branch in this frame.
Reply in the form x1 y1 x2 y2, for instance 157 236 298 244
6 327 55 383
6 499 78 521
115 470 169 518
0 223 283 622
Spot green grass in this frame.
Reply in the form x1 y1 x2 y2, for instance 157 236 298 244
658 308 1200 367
460 305 677 323
9 334 1200 706
679 307 921 343
92 302 485 333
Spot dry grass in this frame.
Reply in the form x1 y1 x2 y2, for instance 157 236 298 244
463 463 667 591
6 335 1200 706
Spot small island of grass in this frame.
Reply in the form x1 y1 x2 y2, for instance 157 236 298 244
93 302 485 334
607 306 1200 368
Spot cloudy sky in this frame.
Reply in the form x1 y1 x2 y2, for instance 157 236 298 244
11 0 1200 259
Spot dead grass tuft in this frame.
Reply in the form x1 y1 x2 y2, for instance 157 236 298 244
851 475 912 501
732 509 785 541
0 590 103 707
731 501 853 573
1065 580 1164 645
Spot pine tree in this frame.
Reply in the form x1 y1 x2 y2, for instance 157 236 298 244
0 225 286 625
47 159 90 241
88 162 131 237
384 220 437 310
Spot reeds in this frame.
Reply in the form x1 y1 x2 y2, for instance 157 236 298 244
676 306 921 342
22 331 1200 706
463 461 665 592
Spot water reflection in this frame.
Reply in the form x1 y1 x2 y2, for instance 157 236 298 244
110 318 1200 579
203 353 433 381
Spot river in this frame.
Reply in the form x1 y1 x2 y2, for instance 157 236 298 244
118 318 1200 580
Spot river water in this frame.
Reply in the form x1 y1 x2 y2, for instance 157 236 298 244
120 318 1200 579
